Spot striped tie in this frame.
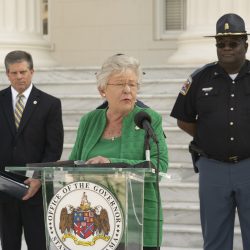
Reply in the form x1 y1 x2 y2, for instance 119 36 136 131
14 94 25 129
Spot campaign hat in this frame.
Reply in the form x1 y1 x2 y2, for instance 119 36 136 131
206 13 250 37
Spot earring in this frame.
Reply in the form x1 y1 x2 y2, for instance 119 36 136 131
102 93 106 97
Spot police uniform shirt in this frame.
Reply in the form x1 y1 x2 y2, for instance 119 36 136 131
171 60 250 161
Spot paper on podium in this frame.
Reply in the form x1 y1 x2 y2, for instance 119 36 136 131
0 171 29 199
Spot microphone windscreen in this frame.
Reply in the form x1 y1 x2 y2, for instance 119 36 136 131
134 111 152 129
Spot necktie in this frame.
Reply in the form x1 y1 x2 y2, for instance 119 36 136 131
14 94 25 129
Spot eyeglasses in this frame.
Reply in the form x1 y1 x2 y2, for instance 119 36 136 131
107 82 138 90
215 41 242 49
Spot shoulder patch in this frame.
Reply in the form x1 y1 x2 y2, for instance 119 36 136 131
180 76 192 95
179 62 217 96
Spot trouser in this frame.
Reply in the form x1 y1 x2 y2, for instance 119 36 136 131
197 157 250 250
0 199 46 250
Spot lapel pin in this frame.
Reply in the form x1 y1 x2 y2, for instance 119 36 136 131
33 100 37 104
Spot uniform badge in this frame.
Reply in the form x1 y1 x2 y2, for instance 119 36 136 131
202 87 213 92
202 87 213 96
224 22 229 31
180 77 192 95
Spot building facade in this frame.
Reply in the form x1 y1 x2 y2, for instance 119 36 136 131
0 0 250 67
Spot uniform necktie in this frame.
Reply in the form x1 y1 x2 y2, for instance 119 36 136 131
14 94 25 129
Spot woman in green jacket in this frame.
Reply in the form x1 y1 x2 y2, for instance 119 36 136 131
69 54 168 249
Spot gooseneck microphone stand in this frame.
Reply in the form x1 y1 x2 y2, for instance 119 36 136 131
134 111 161 249
144 131 161 250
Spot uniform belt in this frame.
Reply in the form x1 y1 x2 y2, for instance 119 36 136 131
211 155 246 163
188 141 246 165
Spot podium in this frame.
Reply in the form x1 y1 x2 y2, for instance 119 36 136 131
6 162 151 250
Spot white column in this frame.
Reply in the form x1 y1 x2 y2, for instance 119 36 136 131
0 0 56 67
167 0 250 66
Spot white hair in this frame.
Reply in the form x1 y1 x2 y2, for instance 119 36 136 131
96 54 142 91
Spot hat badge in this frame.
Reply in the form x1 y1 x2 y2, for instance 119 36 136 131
224 22 229 31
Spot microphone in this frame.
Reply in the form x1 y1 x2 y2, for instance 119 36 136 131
134 111 158 143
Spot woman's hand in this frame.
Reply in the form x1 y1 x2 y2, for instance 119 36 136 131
85 156 110 164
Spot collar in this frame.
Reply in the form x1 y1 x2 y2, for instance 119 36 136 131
11 83 33 101
211 60 250 79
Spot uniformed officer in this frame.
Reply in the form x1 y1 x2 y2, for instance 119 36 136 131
171 13 250 250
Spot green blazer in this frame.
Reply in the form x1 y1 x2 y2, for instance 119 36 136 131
69 105 168 246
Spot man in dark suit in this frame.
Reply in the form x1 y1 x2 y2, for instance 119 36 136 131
0 50 64 250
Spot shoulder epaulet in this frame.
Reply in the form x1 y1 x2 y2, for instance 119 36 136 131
191 62 218 78
179 62 217 96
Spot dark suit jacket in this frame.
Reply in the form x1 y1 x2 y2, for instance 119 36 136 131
0 85 64 203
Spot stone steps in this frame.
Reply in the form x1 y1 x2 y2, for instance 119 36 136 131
167 162 196 181
163 224 242 249
163 201 200 225
166 127 192 144
163 224 202 248
167 144 191 163
160 181 199 203
163 201 240 226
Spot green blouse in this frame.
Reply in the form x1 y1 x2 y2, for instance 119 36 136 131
87 137 121 159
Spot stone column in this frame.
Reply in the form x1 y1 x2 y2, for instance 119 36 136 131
0 0 56 67
167 0 250 66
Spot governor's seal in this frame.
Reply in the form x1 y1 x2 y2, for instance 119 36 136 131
46 181 124 250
